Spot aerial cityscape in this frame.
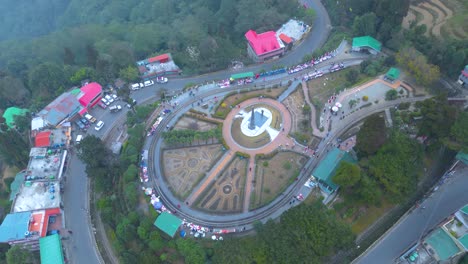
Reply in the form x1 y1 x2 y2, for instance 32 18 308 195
0 0 466 263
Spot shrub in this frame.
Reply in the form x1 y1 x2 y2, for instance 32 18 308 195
263 161 269 167
362 95 369 101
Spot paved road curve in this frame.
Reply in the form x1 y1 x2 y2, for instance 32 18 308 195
355 167 468 264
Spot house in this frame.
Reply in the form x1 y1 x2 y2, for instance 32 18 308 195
136 53 181 81
2 107 28 129
458 65 468 88
154 212 182 238
37 92 82 127
245 30 285 62
77 82 102 109
276 19 309 49
311 148 356 195
352 36 382 55
0 208 62 249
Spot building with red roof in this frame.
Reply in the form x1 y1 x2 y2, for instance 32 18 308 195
136 53 181 81
78 82 102 109
245 30 285 62
35 131 51 147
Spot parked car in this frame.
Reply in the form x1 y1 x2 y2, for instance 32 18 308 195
109 105 122 112
98 101 107 109
131 83 140 90
144 80 154 87
156 76 168 83
84 114 97 123
80 118 90 127
75 135 83 144
95 121 105 131
105 95 114 104
75 120 85 130
139 83 144 88
111 94 118 101
101 98 110 106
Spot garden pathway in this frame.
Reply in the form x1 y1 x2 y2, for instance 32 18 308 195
301 80 326 138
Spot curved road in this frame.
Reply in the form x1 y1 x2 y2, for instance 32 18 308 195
65 1 331 263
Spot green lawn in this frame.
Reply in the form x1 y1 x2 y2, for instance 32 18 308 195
350 200 395 234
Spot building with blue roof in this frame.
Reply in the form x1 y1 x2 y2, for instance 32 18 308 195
0 211 31 243
311 148 356 194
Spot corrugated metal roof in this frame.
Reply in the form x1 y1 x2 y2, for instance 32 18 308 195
9 171 26 201
352 36 382 52
154 212 182 237
40 234 64 264
386 67 400 80
0 211 31 242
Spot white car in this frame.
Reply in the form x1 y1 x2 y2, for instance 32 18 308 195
105 95 114 104
111 94 118 101
144 80 154 87
156 77 168 83
139 83 144 88
95 121 105 131
101 98 110 106
131 83 140 90
109 105 122 112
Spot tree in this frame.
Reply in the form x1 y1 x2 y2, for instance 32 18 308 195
28 62 67 99
450 111 468 151
6 245 33 264
356 114 387 156
385 89 398 101
396 47 440 86
63 47 75 65
86 44 99 68
417 95 456 140
0 75 31 106
346 68 359 84
119 65 139 83
332 161 361 187
352 12 377 37
69 67 96 85
0 124 29 168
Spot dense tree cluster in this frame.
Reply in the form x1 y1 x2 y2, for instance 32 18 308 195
355 114 387 157
213 201 355 264
161 128 222 146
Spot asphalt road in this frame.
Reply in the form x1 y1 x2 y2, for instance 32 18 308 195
355 167 468 264
62 154 101 264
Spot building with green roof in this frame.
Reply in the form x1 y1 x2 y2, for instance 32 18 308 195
40 234 65 264
352 36 382 55
154 212 182 238
456 151 468 166
2 107 28 128
311 148 356 194
385 67 401 81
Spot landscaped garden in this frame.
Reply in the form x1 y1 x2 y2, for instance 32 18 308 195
162 145 224 200
173 115 219 131
251 151 307 209
195 156 247 213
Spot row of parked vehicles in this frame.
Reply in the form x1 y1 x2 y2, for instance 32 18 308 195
131 76 168 90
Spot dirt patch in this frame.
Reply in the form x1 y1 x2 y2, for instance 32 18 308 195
196 156 247 213
402 8 417 29
162 144 224 199
214 86 287 118
251 151 307 209
173 116 217 132
1 165 19 186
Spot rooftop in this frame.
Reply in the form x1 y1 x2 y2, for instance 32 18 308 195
456 151 468 166
2 107 28 128
38 92 81 126
137 53 181 77
40 234 65 264
35 131 52 147
276 19 309 42
29 148 48 158
26 151 64 180
78 82 102 107
352 36 382 52
9 171 26 201
13 181 61 213
424 228 460 261
154 212 182 238
245 30 284 56
0 211 31 242
386 67 401 80
31 116 46 131
312 148 355 193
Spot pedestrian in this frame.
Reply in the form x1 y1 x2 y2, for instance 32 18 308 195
249 167 252 172
177 204 181 209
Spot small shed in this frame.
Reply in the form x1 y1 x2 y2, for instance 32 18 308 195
154 212 182 238
385 67 401 81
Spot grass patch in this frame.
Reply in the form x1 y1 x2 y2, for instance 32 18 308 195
231 118 271 149
214 86 287 119
350 200 395 234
